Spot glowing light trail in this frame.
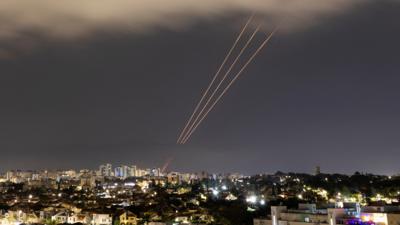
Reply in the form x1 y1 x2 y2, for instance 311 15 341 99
180 24 262 143
181 27 279 144
176 14 255 144
161 157 173 174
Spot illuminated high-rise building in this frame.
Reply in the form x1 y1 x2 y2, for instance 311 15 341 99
99 163 113 177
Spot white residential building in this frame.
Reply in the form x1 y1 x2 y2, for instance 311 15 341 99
68 213 91 224
92 214 112 225
52 212 68 224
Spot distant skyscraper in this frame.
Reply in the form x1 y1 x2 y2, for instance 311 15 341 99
129 165 137 177
315 166 321 175
123 165 131 178
99 164 112 177
114 166 123 178
114 165 132 179
150 168 161 177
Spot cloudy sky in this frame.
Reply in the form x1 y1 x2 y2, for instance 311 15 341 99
0 0 399 174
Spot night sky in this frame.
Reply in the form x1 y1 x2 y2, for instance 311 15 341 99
0 0 399 174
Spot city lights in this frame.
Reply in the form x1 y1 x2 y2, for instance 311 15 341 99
246 195 257 204
1 165 399 225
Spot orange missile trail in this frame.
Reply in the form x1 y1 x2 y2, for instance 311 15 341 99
176 14 255 144
180 24 261 144
161 157 173 174
181 27 279 144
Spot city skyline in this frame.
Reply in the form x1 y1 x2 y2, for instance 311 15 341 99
1 0 400 174
0 162 397 177
3 162 400 225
